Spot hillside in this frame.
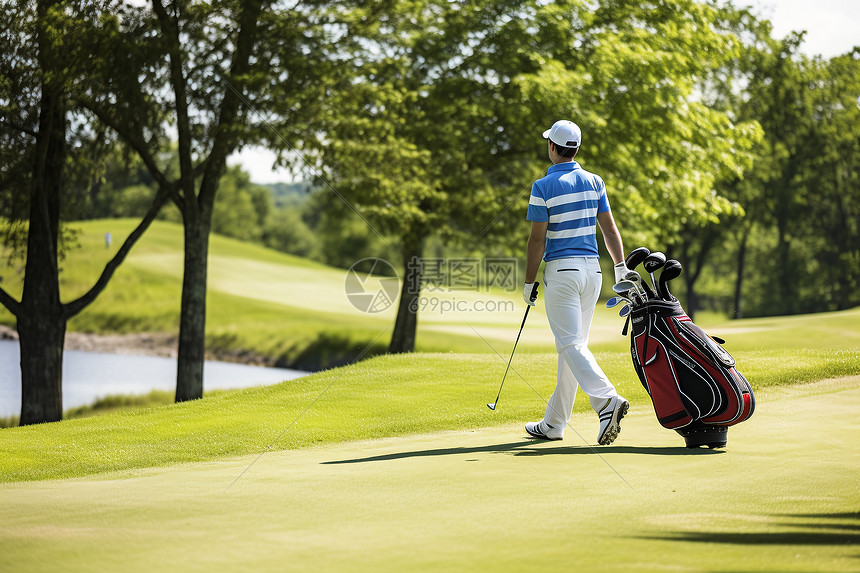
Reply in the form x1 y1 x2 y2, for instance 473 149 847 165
0 219 545 368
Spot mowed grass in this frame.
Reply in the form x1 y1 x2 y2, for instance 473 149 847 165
1 380 859 572
0 219 515 365
2 304 859 482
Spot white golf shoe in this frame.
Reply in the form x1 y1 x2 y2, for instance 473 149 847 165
596 396 629 445
525 421 563 441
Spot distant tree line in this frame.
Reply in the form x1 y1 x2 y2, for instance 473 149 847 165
1 0 857 425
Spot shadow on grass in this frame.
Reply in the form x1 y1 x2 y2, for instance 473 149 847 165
640 530 860 546
639 512 860 548
322 441 723 465
774 512 860 520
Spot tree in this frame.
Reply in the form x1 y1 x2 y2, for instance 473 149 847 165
724 36 859 317
0 0 168 424
80 0 344 401
323 0 762 351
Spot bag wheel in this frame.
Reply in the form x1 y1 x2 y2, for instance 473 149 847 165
676 420 728 449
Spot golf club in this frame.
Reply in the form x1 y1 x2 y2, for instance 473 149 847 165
613 280 643 306
643 251 667 292
606 296 629 308
624 270 647 299
624 248 656 299
658 259 683 301
612 280 637 295
619 304 631 317
625 247 650 270
487 282 539 411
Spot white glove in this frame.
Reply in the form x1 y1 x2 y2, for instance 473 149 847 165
523 282 537 306
613 262 631 283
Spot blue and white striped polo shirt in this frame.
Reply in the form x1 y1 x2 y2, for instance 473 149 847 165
526 161 611 261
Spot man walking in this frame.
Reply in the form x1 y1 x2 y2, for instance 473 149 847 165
523 119 630 445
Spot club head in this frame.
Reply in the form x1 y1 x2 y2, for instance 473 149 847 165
625 247 650 270
612 280 637 295
658 259 683 300
487 402 497 411
619 305 631 317
606 296 625 308
625 270 657 300
643 251 667 274
624 272 641 289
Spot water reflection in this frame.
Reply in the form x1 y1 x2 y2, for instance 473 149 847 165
0 340 305 418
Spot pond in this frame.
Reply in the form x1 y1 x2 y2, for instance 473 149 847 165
0 340 306 418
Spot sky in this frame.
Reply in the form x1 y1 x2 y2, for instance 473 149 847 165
229 0 860 184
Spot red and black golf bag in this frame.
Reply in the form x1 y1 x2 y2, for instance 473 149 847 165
618 249 755 448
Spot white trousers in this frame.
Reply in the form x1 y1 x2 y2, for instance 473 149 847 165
541 257 618 433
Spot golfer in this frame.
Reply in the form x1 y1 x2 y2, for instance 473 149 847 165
523 119 630 445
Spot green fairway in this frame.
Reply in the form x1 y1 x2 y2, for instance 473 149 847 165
1 378 858 572
2 331 859 482
0 219 543 365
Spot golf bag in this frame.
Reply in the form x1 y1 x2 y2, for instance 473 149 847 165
618 249 755 448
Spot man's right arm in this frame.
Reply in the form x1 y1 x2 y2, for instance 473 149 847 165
596 210 624 265
525 221 548 283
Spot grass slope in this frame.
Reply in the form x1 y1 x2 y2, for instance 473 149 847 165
1 379 858 572
0 219 526 366
2 306 859 482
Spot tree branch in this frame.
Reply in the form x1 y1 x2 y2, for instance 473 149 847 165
0 119 38 139
76 97 182 208
0 286 22 318
198 0 266 207
152 0 197 208
63 185 170 319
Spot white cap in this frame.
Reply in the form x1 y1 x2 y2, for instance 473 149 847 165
542 120 581 148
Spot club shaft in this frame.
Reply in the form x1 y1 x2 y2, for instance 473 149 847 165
491 305 530 407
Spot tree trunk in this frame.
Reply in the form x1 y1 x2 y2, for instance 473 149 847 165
775 222 793 315
685 274 697 322
733 225 750 319
19 187 65 424
175 214 211 402
389 235 423 353
18 2 67 425
18 311 65 425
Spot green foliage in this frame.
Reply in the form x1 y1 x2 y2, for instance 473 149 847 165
209 166 273 243
685 39 860 318
265 181 313 208
324 0 764 252
260 206 319 260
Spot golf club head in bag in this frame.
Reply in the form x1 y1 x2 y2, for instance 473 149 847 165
658 259 683 301
625 247 650 270
606 296 627 308
642 251 667 292
612 280 638 297
613 280 644 306
625 247 656 299
624 271 648 298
